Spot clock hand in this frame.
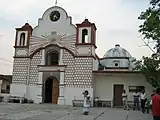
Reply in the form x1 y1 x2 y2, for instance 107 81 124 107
53 15 58 19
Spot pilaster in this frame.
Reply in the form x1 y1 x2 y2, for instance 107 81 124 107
59 49 64 65
58 71 65 105
41 49 45 65
35 49 45 103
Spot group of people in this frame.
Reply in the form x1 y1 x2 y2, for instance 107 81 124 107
122 89 151 112
82 88 160 120
122 88 160 120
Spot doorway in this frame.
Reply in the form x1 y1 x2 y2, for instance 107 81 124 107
44 77 59 104
113 84 124 107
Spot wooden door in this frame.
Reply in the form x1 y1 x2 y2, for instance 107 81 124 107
113 84 124 106
52 79 59 104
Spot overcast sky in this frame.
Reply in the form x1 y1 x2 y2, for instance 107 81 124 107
0 0 153 75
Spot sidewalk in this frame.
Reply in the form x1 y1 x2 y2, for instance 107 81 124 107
96 108 152 120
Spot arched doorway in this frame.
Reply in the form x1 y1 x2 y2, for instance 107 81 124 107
44 77 59 104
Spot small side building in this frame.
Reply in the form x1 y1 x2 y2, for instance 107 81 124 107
92 44 153 107
0 75 12 101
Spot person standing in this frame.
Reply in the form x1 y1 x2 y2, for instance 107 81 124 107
152 88 160 120
82 90 90 115
122 90 129 110
140 90 147 113
133 90 140 111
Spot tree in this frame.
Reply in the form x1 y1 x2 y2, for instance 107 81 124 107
135 57 160 88
136 0 160 88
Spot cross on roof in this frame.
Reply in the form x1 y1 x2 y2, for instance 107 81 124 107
55 0 58 6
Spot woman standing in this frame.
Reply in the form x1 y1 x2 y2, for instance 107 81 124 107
140 90 147 113
82 90 90 115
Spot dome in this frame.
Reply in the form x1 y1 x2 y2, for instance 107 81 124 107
103 44 132 58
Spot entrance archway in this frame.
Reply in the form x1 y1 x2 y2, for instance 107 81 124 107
44 77 59 104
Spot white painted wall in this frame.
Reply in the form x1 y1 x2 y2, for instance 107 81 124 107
64 87 93 105
76 46 92 55
15 49 28 56
10 84 27 97
27 85 42 103
91 46 95 56
100 59 129 68
32 6 76 38
93 73 153 102
93 59 99 70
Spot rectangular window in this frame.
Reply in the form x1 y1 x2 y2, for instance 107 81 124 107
129 86 145 92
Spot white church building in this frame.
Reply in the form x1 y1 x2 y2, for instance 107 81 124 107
11 5 153 107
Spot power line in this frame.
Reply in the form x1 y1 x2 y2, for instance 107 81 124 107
0 35 3 39
0 58 13 63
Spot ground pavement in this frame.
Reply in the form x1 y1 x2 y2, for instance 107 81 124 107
0 103 152 120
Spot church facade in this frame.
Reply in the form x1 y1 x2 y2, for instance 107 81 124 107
11 6 153 107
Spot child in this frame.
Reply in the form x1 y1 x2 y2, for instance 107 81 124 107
145 99 151 114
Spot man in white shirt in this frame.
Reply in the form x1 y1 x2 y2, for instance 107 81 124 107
122 90 129 110
140 90 147 113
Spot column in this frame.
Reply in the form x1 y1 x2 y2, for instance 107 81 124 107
36 49 45 104
58 72 65 105
59 49 64 65
36 72 43 104
41 49 45 65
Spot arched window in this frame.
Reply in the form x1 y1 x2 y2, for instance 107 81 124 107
82 29 88 43
19 33 25 46
46 51 59 65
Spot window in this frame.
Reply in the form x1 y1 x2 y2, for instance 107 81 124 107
82 29 88 43
115 63 119 67
46 51 59 65
19 33 25 46
113 60 120 67
129 86 145 92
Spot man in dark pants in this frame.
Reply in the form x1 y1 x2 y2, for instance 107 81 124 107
133 90 140 111
152 88 160 120
140 90 147 113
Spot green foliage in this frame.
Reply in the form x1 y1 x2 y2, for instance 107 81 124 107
138 0 160 53
135 57 160 88
137 0 160 88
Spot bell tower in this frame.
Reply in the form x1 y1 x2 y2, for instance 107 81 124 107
11 23 33 99
15 23 32 47
14 23 32 57
75 19 97 56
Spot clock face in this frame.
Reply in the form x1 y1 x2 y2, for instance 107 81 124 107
50 11 60 22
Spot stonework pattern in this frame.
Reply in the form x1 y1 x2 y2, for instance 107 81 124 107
74 57 93 88
12 58 29 84
62 49 75 87
29 51 42 85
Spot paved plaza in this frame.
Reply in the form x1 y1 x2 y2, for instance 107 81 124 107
0 103 152 120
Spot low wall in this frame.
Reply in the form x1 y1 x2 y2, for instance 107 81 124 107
0 94 10 102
